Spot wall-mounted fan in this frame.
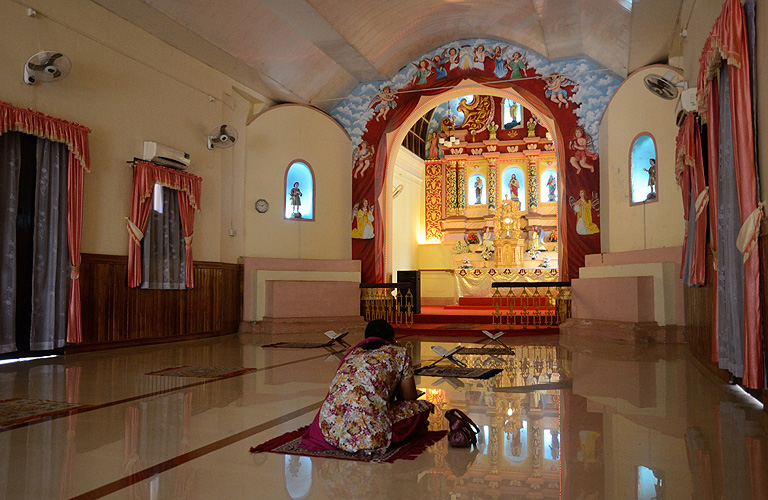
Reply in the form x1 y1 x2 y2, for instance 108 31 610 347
207 124 238 149
24 51 71 85
643 71 683 100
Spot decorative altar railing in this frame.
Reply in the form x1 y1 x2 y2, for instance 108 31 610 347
491 281 572 327
360 283 414 327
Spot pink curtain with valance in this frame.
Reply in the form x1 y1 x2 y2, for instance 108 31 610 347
674 112 707 285
695 0 762 389
127 160 202 288
0 100 91 344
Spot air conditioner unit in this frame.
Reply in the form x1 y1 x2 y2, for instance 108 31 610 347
143 141 190 170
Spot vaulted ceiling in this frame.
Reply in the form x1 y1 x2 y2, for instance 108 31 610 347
92 0 685 113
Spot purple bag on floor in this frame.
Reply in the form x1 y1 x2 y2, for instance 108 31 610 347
445 409 479 448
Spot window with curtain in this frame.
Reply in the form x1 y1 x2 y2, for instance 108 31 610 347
285 161 314 220
141 184 185 289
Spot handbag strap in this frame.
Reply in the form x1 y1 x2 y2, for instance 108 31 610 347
445 409 479 433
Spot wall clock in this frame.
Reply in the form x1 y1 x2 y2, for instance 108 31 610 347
255 199 269 213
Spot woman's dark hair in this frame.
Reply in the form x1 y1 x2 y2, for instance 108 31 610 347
362 319 395 349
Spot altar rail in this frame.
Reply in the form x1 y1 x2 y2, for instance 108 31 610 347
360 284 415 327
491 281 572 327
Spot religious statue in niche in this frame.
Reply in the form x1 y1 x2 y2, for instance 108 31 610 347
352 140 374 178
569 127 598 174
370 86 397 121
546 174 557 202
351 198 374 239
474 176 484 205
289 182 302 218
570 189 600 235
426 131 442 159
543 72 577 108
508 174 520 202
644 158 657 199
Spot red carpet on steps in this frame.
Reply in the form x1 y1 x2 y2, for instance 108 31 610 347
393 297 559 337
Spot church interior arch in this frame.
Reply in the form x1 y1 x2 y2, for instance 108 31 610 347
384 83 566 281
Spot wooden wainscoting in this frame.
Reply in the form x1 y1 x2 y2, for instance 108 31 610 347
77 254 242 349
683 249 730 383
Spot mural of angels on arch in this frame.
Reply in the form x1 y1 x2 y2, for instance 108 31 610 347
331 38 620 283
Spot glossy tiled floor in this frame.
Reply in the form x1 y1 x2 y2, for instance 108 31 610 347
1 329 767 500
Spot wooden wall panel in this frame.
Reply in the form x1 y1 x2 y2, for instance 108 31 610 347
78 254 242 348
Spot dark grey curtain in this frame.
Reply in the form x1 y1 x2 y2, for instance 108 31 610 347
30 138 70 351
716 65 745 378
0 132 21 353
141 185 185 289
0 133 69 354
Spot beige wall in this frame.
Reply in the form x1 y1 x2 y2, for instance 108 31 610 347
599 66 685 253
391 146 425 279
243 105 353 260
0 0 271 263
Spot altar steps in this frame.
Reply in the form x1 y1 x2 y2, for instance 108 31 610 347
393 304 558 338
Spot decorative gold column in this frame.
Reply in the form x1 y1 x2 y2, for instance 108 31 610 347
446 160 457 216
527 155 539 211
424 161 443 242
487 158 497 211
456 160 467 215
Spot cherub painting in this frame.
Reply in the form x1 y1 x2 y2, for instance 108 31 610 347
544 72 577 108
369 85 397 121
352 140 374 178
569 189 600 235
569 127 598 173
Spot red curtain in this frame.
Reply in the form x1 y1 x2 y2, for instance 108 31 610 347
0 100 91 344
127 160 202 288
696 0 763 389
675 113 708 285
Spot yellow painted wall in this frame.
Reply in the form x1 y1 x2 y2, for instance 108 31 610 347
244 105 353 260
599 66 684 253
0 0 272 263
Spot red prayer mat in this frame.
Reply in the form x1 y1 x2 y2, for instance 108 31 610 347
0 398 90 428
250 426 447 463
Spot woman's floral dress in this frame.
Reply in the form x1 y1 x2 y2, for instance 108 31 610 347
318 344 432 453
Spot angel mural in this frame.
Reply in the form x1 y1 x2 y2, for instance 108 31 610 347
473 44 490 70
457 95 493 133
569 127 598 174
411 59 434 85
352 140 374 178
569 189 600 235
505 51 528 80
491 46 508 79
544 72 577 108
370 86 397 121
431 49 449 80
351 199 374 239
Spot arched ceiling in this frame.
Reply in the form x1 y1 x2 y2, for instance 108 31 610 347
91 0 685 113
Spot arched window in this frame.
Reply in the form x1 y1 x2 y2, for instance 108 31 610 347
468 174 486 205
629 134 658 204
502 98 523 129
501 166 525 209
540 170 557 203
285 161 314 220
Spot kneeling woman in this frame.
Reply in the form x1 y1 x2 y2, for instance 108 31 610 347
301 320 434 454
